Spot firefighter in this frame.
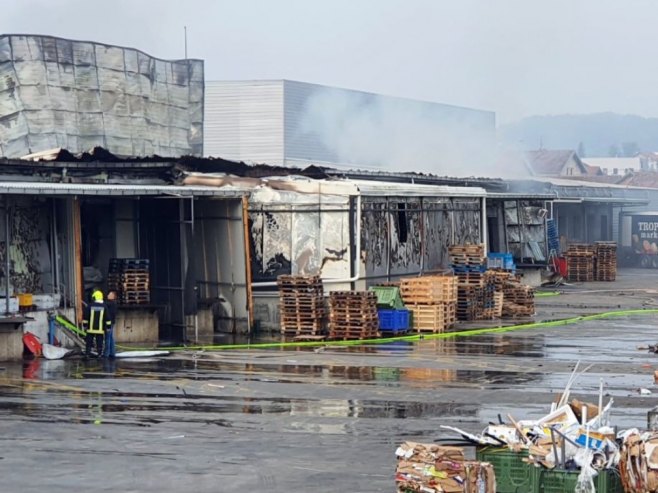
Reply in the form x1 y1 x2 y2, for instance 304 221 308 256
84 290 111 358
103 290 118 358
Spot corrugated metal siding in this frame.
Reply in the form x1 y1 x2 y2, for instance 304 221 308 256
204 81 284 164
0 34 204 158
283 80 340 165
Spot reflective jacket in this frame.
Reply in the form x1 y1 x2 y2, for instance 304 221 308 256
84 301 111 335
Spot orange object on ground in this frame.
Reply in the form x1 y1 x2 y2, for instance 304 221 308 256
23 332 42 357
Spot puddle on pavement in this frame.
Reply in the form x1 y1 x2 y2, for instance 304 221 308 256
9 356 543 390
0 386 480 424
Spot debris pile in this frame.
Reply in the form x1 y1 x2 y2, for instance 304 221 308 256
441 364 620 492
328 291 379 340
566 244 596 282
400 275 457 333
395 441 495 493
619 430 658 493
277 275 325 338
595 241 618 281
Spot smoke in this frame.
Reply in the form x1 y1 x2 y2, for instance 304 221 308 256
296 87 526 178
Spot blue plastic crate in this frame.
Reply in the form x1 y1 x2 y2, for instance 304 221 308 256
378 309 409 333
487 252 516 270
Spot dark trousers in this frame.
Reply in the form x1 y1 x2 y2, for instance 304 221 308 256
85 333 104 357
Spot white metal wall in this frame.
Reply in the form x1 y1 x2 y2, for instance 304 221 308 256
204 79 495 170
204 80 284 164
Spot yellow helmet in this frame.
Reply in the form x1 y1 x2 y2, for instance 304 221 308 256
92 290 104 302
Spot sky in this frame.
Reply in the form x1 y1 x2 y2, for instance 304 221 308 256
4 0 658 124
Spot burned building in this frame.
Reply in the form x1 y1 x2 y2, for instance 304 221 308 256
0 34 204 158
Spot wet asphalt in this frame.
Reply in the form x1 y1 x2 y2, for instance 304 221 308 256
1 269 658 492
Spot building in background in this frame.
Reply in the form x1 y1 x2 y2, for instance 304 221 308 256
204 80 496 173
0 34 204 158
525 149 588 177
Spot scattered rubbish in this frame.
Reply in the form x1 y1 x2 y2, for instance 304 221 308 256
440 362 620 492
640 388 653 396
395 441 495 493
620 430 658 493
207 383 225 389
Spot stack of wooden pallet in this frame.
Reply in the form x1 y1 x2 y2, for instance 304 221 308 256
480 271 499 320
277 275 325 338
277 275 325 337
502 283 535 317
328 291 379 340
484 269 534 318
595 241 617 281
400 275 457 333
566 244 595 282
449 244 487 321
108 258 150 305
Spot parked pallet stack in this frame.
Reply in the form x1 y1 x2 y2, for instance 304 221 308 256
502 283 535 317
329 291 379 340
108 258 150 305
400 275 457 333
480 271 498 320
485 269 535 318
566 244 595 282
595 241 617 281
277 275 325 337
449 244 486 273
449 244 487 321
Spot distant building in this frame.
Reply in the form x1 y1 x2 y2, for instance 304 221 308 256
0 34 204 158
582 157 642 176
204 80 496 172
638 152 658 171
525 149 588 177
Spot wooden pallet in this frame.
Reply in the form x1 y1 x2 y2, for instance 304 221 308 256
594 242 617 281
502 301 534 318
400 276 457 304
448 244 485 255
455 273 485 287
408 303 456 332
328 290 379 340
277 275 325 336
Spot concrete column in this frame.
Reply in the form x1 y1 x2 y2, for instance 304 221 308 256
648 406 658 430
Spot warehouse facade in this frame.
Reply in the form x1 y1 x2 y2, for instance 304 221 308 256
204 80 496 172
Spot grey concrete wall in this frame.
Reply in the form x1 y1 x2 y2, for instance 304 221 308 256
0 326 23 360
115 309 158 343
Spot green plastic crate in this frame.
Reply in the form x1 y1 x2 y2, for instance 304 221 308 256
368 286 405 309
475 447 533 493
534 467 623 493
